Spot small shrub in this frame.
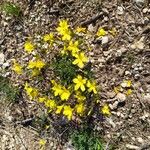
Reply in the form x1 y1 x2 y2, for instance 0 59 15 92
71 127 104 150
0 2 21 17
0 76 19 102
11 20 111 124
52 54 78 85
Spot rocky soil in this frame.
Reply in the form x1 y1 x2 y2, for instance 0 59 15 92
0 0 150 149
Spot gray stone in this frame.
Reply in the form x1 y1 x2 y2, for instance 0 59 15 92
116 93 126 102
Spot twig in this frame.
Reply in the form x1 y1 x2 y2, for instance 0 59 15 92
80 13 104 27
104 140 110 150
134 88 146 108
15 117 35 126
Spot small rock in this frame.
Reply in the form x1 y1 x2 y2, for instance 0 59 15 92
116 111 121 116
125 71 132 76
133 0 145 6
126 144 139 149
134 74 140 80
98 58 105 63
131 39 144 50
16 25 22 31
3 72 10 77
109 101 119 110
2 62 10 68
103 51 110 57
116 93 126 102
116 48 127 57
107 91 116 98
0 53 5 65
50 141 54 147
143 8 148 13
137 137 144 144
89 52 94 56
88 24 95 32
117 6 124 15
101 36 109 44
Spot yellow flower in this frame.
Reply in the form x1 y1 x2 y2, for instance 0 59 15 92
57 20 69 34
38 97 47 103
101 104 111 115
86 80 97 94
51 80 71 100
56 20 71 41
73 75 87 91
24 83 38 100
35 60 45 69
67 40 80 55
121 80 132 88
62 31 71 41
97 28 107 37
43 33 54 43
51 80 63 96
61 45 68 55
24 41 34 53
75 103 85 115
56 105 64 114
126 89 132 96
72 52 88 68
44 99 56 109
75 27 86 33
63 105 73 120
28 60 45 70
12 61 23 74
39 139 46 146
60 87 71 101
31 69 40 76
75 91 86 103
28 61 35 69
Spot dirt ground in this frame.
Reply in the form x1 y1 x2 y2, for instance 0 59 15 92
0 0 150 149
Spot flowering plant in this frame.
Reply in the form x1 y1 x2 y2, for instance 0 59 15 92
11 20 111 123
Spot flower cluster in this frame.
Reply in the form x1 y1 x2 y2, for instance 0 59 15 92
11 20 110 122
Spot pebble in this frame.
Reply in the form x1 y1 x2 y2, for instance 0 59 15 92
103 51 110 57
111 101 119 110
143 8 148 13
125 71 132 76
117 6 124 15
116 93 126 102
97 58 105 63
50 141 54 147
133 0 145 5
116 111 121 116
3 72 10 77
101 36 109 44
131 40 144 50
107 91 116 98
2 62 10 68
88 24 95 32
126 144 139 149
116 48 127 57
89 52 94 56
137 137 144 143
134 74 140 80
